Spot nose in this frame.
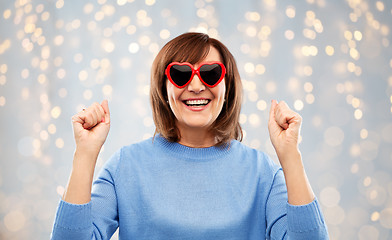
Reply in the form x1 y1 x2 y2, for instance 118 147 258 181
187 74 205 93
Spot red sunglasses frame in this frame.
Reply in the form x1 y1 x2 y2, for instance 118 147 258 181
165 62 226 88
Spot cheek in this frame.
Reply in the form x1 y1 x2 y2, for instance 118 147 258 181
166 82 183 107
213 82 226 102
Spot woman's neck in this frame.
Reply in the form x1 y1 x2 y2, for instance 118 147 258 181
177 125 217 148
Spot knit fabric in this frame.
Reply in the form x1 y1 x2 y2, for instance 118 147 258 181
51 135 329 239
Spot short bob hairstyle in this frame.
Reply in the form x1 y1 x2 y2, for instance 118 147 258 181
150 32 243 146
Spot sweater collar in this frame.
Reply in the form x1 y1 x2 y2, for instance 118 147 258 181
153 134 237 161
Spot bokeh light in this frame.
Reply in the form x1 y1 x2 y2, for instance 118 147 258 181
0 1 391 239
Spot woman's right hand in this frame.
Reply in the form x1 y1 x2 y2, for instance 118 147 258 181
71 100 110 153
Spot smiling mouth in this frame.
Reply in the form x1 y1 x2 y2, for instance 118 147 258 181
183 99 211 107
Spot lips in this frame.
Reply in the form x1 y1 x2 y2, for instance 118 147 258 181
182 98 211 111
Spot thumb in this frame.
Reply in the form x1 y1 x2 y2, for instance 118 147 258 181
268 100 280 132
101 100 110 124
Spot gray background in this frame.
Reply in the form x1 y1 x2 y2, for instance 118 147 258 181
0 0 391 239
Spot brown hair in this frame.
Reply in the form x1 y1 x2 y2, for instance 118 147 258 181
150 32 243 145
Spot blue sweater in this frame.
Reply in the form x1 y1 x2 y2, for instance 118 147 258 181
51 135 329 239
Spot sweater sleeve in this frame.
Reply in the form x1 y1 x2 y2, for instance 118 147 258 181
51 149 121 240
265 169 329 239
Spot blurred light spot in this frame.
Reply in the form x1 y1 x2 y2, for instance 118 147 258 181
51 106 61 119
197 8 208 18
284 30 294 40
21 88 29 100
324 205 345 225
250 139 261 149
240 44 250 54
83 3 94 13
288 77 299 90
305 94 315 104
304 82 313 92
244 62 255 73
303 28 316 39
83 89 93 100
3 9 11 19
41 11 50 21
358 225 379 240
367 186 387 206
351 97 360 108
143 117 154 127
21 69 29 79
0 76 6 85
294 100 304 111
39 60 48 71
360 129 368 139
143 133 152 140
324 126 344 147
0 96 5 107
320 187 341 207
249 114 260 126
0 64 8 74
371 211 380 222
139 35 150 46
160 29 170 39
350 144 361 157
102 85 113 96
304 66 313 76
375 1 384 11
78 70 88 82
56 138 64 148
350 163 359 173
145 0 155 6
255 64 265 75
265 81 276 93
38 74 46 84
102 39 115 53
350 48 360 60
285 6 295 18
126 25 136 35
91 59 100 69
148 43 159 54
354 30 362 41
40 94 48 104
354 109 363 120
56 0 64 9
58 88 67 98
239 114 247 124
245 12 260 21
344 30 353 40
379 208 392 229
4 210 25 232
246 26 257 37
40 130 49 141
257 100 267 111
128 42 139 53
381 124 392 143
363 176 372 187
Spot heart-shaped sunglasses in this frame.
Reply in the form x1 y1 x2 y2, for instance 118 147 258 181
165 62 226 88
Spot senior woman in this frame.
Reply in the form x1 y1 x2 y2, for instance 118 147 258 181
51 32 329 239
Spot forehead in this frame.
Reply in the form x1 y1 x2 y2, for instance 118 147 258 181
201 46 222 63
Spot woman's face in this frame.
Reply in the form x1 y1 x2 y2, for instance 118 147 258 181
166 46 226 133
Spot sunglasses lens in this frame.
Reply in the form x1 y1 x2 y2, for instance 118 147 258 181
169 65 193 87
199 64 222 86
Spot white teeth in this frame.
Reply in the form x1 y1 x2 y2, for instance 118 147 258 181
185 99 209 105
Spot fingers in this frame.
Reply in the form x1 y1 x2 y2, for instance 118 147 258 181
101 100 110 124
269 100 302 131
73 101 108 130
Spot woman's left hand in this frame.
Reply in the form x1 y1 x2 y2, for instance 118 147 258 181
268 100 302 164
